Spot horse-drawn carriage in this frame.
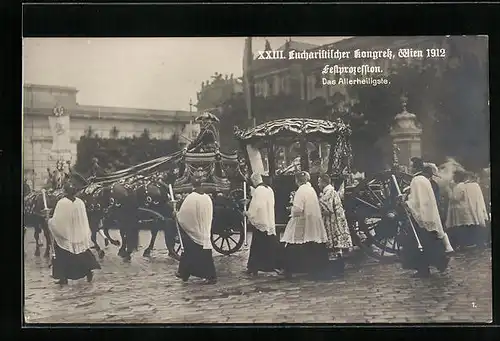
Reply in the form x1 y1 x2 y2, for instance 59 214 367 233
234 117 414 261
24 114 415 263
23 112 247 261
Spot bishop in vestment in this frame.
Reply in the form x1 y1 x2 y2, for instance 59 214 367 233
318 174 353 258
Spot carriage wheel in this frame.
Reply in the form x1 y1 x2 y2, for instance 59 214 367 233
346 170 413 261
211 222 245 255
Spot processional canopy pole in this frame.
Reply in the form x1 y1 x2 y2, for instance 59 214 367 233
391 174 423 252
169 184 184 252
243 181 248 246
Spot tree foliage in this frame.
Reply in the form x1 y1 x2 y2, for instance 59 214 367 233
342 38 488 171
75 133 181 176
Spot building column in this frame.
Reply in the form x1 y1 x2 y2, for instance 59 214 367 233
390 96 423 170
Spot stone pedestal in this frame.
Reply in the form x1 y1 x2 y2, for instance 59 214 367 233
390 99 422 169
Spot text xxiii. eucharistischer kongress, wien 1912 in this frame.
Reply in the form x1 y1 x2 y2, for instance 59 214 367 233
256 47 447 87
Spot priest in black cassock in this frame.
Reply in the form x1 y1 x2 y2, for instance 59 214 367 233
245 173 280 277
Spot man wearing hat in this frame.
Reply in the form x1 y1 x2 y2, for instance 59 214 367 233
398 157 453 278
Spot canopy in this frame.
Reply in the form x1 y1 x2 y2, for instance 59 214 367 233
234 118 351 144
195 111 220 123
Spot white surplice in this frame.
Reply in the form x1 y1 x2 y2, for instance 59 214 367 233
464 182 489 227
447 181 489 228
177 192 213 249
247 185 276 236
406 175 445 238
48 197 93 254
281 182 328 244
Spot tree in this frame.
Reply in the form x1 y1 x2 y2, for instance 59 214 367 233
326 37 488 171
264 40 272 51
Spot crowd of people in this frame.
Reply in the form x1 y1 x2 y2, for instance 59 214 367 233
42 156 489 286
399 157 490 278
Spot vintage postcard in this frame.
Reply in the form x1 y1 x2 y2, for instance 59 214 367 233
23 36 491 324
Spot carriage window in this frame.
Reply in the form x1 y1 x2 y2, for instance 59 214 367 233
274 146 287 171
309 141 330 174
273 141 302 175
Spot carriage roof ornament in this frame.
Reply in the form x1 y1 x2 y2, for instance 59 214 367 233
195 111 220 123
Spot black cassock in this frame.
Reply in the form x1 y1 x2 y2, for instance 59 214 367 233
177 229 217 281
52 244 101 281
247 228 281 273
398 216 450 273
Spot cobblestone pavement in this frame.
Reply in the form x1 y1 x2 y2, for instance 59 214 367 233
23 229 492 324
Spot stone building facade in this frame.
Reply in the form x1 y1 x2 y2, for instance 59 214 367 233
23 83 200 190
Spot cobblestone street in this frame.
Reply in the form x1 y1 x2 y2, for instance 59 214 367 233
23 229 492 324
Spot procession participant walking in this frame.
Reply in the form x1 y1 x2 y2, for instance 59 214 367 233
281 171 329 280
464 172 490 247
174 176 217 285
318 174 353 275
399 158 452 278
245 173 280 277
446 170 482 249
447 170 489 249
48 182 101 286
422 165 445 224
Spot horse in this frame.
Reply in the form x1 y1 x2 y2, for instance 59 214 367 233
103 181 141 262
23 170 119 259
77 183 121 259
23 188 63 258
110 163 246 262
134 179 178 259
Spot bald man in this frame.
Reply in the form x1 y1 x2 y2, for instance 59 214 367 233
281 171 329 280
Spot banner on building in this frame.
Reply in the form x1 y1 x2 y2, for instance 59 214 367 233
48 107 72 161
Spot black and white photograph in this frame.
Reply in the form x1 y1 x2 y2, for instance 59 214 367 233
22 36 491 324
